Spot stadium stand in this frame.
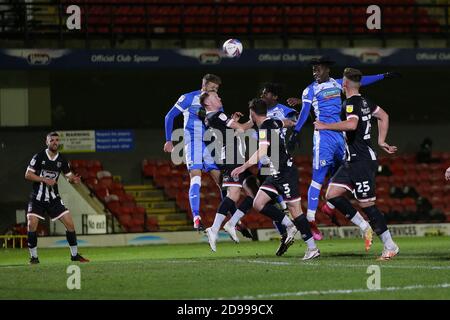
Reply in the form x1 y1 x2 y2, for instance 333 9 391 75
0 0 447 45
70 159 170 233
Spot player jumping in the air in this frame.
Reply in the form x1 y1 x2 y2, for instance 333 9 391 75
287 56 399 240
164 74 222 230
261 83 300 255
199 90 253 251
232 99 319 261
314 68 399 259
223 83 299 256
25 132 89 264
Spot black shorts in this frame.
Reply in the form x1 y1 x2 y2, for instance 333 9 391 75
27 197 69 221
330 160 378 202
221 166 253 188
260 165 301 203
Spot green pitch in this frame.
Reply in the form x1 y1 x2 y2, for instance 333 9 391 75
1 237 449 300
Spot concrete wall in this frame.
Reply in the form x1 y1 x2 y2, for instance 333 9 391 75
0 71 51 127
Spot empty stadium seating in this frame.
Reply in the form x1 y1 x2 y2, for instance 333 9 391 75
56 0 442 36
71 159 159 233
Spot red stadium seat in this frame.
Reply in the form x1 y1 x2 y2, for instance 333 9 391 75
94 186 109 201
84 177 98 190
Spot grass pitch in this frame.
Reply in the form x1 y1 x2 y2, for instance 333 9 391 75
0 236 449 300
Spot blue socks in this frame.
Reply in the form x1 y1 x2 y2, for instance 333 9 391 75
189 176 201 218
307 183 321 221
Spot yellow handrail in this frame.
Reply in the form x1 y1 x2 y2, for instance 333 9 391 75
0 235 27 249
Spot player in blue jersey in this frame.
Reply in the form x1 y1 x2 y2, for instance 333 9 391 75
164 74 222 230
261 83 299 255
287 57 400 240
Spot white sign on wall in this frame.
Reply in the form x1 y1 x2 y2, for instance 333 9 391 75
58 130 96 153
86 215 107 234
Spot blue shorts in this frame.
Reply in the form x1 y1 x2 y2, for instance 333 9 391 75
185 140 218 172
312 130 345 171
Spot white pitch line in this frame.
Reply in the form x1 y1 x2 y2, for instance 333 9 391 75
235 259 450 270
208 283 450 300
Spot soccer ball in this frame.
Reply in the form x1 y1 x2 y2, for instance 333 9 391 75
222 39 243 58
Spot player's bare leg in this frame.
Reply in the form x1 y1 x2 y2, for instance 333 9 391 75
27 215 40 264
209 169 222 190
326 185 374 252
359 200 398 260
287 200 320 260
189 169 204 230
59 212 89 262
274 201 295 257
253 189 298 246
206 186 241 251
224 176 257 240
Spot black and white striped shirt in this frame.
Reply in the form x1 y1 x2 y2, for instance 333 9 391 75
27 149 71 202
342 95 379 162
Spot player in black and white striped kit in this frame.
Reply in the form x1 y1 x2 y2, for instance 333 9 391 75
25 132 89 264
314 68 399 260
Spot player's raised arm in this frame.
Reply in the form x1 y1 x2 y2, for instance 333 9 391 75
293 86 314 133
336 72 401 87
287 86 313 152
372 106 397 154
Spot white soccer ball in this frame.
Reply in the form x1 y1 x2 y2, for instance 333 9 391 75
222 39 243 58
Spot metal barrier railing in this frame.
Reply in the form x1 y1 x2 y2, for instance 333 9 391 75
0 235 27 249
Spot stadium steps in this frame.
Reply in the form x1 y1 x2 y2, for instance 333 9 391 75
124 184 191 231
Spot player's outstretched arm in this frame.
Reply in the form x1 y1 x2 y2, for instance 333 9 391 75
282 119 296 128
337 72 400 87
373 106 397 154
231 144 269 178
287 101 311 153
229 112 254 132
293 100 311 133
314 118 358 132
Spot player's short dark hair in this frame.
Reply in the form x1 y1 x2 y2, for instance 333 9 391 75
262 82 282 99
343 68 363 82
202 74 222 85
46 131 59 138
199 91 209 108
248 98 267 116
